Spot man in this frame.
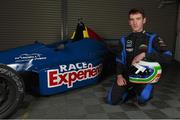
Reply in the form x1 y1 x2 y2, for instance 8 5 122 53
106 8 172 105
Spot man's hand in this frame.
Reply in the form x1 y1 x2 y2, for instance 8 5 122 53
117 74 127 86
132 52 146 65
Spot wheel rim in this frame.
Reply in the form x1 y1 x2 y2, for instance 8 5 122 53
0 76 16 114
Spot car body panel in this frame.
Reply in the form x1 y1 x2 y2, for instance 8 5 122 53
0 39 108 95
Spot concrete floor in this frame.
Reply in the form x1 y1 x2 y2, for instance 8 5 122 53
10 61 180 119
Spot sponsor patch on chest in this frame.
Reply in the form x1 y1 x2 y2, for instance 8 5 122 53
126 40 133 52
138 44 148 52
126 48 134 52
126 40 133 48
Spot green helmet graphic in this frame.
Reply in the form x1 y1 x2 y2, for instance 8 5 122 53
129 61 162 84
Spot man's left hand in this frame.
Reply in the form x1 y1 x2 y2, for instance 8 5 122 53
132 52 146 65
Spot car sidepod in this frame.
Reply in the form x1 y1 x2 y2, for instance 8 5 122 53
37 39 108 95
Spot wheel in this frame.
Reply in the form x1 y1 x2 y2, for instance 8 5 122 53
0 64 25 118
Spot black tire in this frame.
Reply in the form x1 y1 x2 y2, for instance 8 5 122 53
0 64 25 118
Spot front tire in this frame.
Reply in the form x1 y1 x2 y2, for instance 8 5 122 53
0 64 25 118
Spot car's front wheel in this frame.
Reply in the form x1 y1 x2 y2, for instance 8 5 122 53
0 64 25 118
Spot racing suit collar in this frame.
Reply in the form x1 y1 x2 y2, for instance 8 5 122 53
132 30 146 34
130 30 146 38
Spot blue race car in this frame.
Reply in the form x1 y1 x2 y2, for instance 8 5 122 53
0 22 110 118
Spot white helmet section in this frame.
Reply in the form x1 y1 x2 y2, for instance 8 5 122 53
129 61 162 84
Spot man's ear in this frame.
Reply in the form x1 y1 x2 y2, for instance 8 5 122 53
143 17 146 24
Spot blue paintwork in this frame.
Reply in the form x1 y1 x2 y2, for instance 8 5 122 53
0 39 108 95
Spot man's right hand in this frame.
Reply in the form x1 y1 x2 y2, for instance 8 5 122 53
131 52 146 65
117 74 127 86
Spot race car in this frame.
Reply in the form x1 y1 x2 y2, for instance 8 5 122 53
0 22 111 118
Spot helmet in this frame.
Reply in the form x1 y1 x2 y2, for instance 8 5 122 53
129 61 162 84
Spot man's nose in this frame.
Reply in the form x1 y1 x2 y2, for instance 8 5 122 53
133 21 137 26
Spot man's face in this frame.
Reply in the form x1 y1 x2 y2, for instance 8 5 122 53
129 13 146 32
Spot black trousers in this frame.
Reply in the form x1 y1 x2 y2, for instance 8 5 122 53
106 76 154 105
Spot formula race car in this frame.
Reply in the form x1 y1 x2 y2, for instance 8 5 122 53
0 22 110 118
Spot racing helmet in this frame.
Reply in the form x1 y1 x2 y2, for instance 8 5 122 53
129 61 162 84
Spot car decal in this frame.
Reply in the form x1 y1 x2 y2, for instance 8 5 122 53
15 53 47 62
47 63 102 88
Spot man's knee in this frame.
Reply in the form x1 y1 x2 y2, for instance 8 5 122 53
137 95 150 104
138 84 153 104
106 88 128 105
106 88 118 105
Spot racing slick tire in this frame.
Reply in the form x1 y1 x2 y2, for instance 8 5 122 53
0 64 25 118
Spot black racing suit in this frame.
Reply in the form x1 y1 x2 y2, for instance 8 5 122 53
106 31 172 105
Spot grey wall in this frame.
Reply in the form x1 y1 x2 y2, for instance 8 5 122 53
0 0 178 54
175 3 180 61
0 1 62 51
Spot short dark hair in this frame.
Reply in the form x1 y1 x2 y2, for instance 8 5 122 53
128 8 146 18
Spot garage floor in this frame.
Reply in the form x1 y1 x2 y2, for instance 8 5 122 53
10 61 180 119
